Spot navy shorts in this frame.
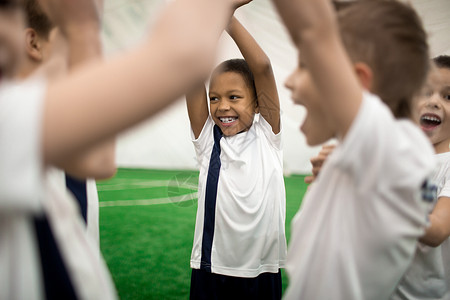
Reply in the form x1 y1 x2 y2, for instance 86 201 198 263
190 268 282 300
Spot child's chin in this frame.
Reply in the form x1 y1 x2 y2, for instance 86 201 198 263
222 128 236 137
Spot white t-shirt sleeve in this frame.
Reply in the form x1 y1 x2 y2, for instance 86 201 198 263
257 114 282 150
0 80 46 213
437 156 450 198
191 116 214 161
438 179 450 198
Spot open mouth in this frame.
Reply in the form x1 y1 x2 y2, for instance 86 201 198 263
420 113 441 130
219 116 238 124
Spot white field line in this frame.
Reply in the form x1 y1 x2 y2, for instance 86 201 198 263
99 192 198 207
97 180 177 191
98 178 198 207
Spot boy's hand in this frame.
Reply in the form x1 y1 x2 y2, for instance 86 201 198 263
38 0 102 36
304 144 335 184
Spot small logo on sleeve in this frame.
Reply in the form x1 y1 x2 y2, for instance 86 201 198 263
421 179 438 203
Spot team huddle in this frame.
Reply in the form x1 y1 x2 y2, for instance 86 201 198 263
1 0 449 299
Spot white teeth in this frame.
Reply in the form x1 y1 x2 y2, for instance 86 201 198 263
219 117 237 123
421 115 441 123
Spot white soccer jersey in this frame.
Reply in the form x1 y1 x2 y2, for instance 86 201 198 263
190 114 287 278
391 152 450 300
0 79 46 300
284 92 436 300
0 79 117 300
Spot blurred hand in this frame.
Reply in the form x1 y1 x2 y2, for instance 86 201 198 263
304 144 336 184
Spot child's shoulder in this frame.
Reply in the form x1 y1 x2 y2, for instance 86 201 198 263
335 91 434 177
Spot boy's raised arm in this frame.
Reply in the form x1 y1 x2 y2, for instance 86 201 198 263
186 2 253 139
227 16 280 134
271 0 362 139
186 83 209 139
40 0 245 166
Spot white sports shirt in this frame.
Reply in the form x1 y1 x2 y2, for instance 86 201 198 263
391 151 450 300
0 79 117 300
190 114 287 278
284 92 436 300
0 80 46 300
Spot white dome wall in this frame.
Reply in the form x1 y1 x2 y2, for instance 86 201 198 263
101 0 450 174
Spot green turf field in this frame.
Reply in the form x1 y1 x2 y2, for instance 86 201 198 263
98 168 307 300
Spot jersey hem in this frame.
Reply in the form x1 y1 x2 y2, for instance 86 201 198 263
190 260 286 278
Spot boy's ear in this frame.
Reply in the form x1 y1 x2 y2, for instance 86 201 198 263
254 99 260 113
25 28 44 62
354 62 373 91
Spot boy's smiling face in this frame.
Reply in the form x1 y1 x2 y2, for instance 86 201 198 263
285 57 335 146
0 6 26 84
209 71 258 137
416 67 450 153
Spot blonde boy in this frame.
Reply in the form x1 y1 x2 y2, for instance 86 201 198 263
270 0 435 299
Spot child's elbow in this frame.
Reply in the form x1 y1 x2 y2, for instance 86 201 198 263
254 58 273 75
423 237 444 248
420 227 449 248
97 163 117 180
94 157 117 180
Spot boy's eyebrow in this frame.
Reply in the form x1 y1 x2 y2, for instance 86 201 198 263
209 89 244 95
227 89 244 94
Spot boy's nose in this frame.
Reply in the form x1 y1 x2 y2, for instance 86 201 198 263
218 101 230 111
426 93 441 109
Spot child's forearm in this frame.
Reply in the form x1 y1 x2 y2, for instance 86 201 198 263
271 0 334 47
420 197 450 247
227 15 280 133
227 16 271 74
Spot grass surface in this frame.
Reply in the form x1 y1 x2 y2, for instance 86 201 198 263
98 168 307 299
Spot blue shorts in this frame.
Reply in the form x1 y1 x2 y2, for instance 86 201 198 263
190 268 282 300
